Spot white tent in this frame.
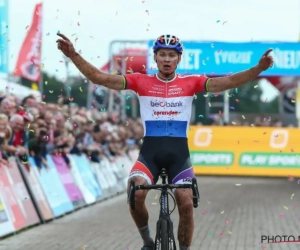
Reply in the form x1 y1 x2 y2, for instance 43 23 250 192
0 78 41 102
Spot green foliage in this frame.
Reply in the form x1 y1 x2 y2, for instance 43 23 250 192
19 72 88 107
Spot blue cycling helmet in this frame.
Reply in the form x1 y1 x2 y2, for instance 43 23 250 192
153 35 183 54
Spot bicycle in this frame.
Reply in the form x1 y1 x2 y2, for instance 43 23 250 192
127 168 200 250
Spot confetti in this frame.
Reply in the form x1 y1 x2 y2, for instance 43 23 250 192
254 85 258 88
291 193 294 200
284 206 288 210
235 184 241 186
223 21 227 25
242 115 245 119
79 87 82 92
228 231 232 235
221 210 225 214
216 20 220 23
78 11 80 15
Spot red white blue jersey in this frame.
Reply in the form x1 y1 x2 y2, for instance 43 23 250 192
123 73 208 138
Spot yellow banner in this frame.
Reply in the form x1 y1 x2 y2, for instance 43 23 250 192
188 126 300 177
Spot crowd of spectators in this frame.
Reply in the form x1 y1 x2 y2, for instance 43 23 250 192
0 94 144 170
0 93 293 170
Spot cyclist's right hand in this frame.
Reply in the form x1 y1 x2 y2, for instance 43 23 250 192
56 33 76 58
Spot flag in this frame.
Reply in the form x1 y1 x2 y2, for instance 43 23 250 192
14 3 42 82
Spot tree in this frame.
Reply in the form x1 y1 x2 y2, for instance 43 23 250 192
20 72 89 107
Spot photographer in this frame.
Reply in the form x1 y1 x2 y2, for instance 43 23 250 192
28 127 49 170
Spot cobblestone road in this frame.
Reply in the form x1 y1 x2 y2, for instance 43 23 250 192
1 176 300 250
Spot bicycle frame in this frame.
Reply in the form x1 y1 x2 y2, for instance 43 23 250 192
128 169 200 250
155 168 176 249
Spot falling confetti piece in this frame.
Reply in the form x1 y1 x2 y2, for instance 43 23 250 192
78 11 80 15
284 206 288 210
49 90 53 93
291 193 294 200
216 20 220 23
254 85 258 88
151 202 157 205
221 211 224 214
198 115 203 117
228 231 232 235
232 122 236 125
77 22 80 26
242 115 245 119
79 87 82 92
223 21 227 25
235 184 241 186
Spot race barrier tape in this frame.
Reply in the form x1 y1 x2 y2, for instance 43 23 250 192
188 126 300 177
0 153 132 238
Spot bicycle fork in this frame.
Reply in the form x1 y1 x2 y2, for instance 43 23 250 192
154 190 176 250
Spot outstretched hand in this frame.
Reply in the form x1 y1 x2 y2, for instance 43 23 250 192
258 49 274 71
56 33 76 58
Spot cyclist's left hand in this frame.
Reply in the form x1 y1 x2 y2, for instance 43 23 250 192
258 49 274 71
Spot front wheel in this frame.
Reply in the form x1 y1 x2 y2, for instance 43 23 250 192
160 219 169 250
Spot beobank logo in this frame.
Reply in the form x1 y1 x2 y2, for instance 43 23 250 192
150 101 183 107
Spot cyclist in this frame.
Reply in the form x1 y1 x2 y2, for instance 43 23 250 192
56 33 273 250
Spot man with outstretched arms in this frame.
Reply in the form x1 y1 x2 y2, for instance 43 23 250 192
56 33 273 250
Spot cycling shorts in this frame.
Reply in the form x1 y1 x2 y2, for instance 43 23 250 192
129 136 195 185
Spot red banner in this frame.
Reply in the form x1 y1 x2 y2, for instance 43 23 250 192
0 164 26 230
14 3 42 82
18 161 53 221
4 158 40 226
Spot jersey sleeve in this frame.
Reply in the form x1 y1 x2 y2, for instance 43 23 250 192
123 73 141 93
193 75 210 93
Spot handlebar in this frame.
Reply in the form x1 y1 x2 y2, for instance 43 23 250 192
127 178 200 210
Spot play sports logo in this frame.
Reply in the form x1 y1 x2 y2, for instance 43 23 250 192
150 101 183 107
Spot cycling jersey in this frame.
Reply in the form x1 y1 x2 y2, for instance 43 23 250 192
124 73 209 185
123 73 209 138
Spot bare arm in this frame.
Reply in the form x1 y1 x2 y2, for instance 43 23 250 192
207 65 262 93
70 53 125 90
56 33 125 90
207 49 274 93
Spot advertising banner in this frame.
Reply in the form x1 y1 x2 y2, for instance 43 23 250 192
188 126 300 177
3 158 39 226
50 156 85 208
29 157 73 217
18 160 53 221
69 155 102 198
67 155 97 205
0 0 8 74
147 41 300 77
90 162 110 192
0 194 15 237
0 164 25 230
